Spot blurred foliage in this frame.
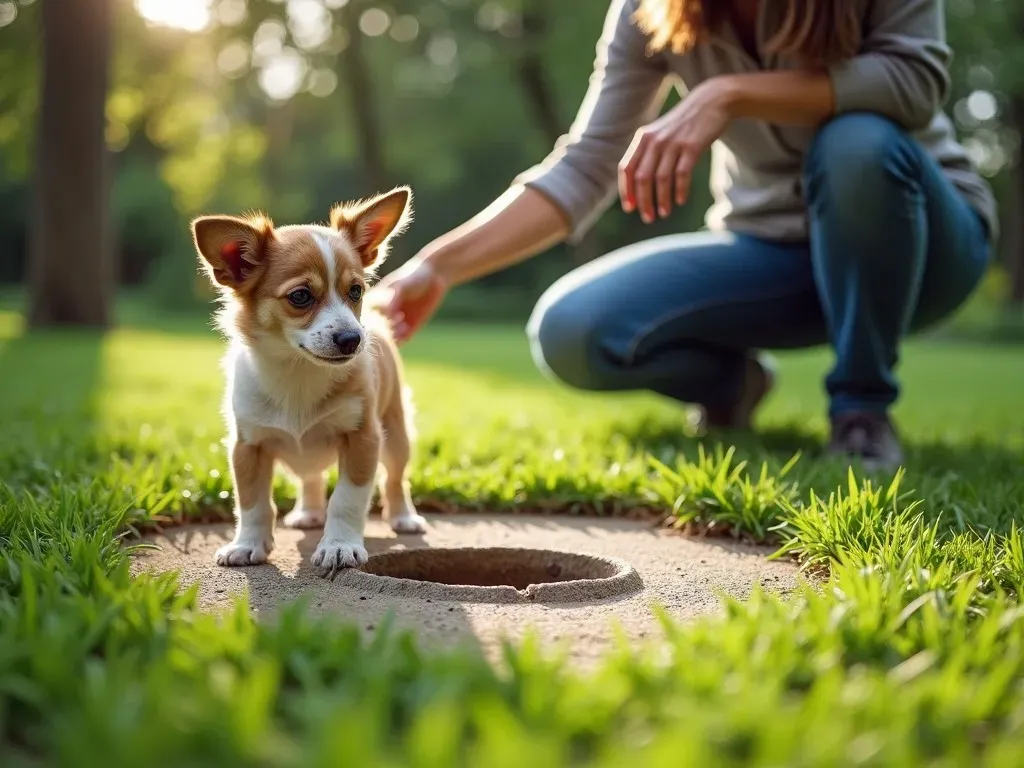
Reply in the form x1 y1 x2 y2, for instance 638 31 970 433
0 0 1021 312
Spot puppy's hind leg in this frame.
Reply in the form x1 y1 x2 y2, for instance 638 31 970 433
283 473 327 529
379 390 426 535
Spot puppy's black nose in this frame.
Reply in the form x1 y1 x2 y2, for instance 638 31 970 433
332 330 362 356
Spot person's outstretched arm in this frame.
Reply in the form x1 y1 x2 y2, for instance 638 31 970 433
373 0 668 342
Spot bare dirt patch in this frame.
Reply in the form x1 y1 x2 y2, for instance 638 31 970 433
131 514 801 667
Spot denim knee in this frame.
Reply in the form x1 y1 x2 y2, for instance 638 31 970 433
803 113 921 210
526 290 603 391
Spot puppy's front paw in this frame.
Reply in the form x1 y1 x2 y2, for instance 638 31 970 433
311 538 368 572
283 507 325 529
215 536 272 567
389 509 428 535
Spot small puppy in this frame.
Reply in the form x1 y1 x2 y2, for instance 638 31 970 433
191 187 426 572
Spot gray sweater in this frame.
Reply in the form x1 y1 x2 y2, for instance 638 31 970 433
514 0 998 245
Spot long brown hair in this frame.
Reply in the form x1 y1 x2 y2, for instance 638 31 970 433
634 0 861 67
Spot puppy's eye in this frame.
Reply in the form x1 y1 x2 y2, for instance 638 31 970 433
287 288 314 309
348 284 364 302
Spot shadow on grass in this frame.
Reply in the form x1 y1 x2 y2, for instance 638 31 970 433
604 410 1022 474
599 410 1024 536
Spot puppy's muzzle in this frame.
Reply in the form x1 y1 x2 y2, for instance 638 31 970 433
332 330 363 357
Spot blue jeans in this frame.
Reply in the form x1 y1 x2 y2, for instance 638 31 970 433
527 114 991 416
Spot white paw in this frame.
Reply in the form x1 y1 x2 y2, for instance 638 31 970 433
389 510 427 534
311 538 368 572
215 536 272 567
282 507 325 529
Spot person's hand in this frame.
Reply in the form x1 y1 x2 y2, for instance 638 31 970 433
368 256 449 344
618 77 736 223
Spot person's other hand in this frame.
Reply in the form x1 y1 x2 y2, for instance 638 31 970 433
368 256 449 344
618 77 735 224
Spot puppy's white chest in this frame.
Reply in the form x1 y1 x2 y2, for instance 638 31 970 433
240 395 365 476
240 394 365 443
227 347 365 435
319 395 365 433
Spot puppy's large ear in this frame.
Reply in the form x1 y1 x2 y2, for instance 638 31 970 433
191 213 274 289
329 186 412 269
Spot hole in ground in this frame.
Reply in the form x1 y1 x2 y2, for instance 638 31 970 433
361 547 620 590
340 547 644 604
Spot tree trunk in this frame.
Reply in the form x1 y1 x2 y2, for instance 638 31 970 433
514 4 601 266
28 0 113 328
337 2 388 193
1008 95 1024 306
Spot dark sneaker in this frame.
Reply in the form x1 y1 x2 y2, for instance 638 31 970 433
701 353 776 431
827 411 904 471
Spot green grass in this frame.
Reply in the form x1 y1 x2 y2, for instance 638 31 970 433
2 301 1024 766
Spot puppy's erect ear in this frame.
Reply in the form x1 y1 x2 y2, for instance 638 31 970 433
329 186 412 269
191 213 274 288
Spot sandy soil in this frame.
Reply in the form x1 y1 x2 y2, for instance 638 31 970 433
131 514 801 668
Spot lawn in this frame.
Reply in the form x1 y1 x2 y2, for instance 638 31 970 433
1 301 1024 766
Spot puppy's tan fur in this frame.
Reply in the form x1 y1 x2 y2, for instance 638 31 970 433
191 187 424 571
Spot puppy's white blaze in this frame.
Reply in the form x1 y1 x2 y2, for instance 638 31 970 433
287 229 363 360
311 231 337 286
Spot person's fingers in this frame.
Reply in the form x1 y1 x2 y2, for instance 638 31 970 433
379 275 421 316
385 285 405 315
377 293 404 323
674 169 691 207
655 143 681 219
632 136 661 224
674 147 697 206
618 130 650 214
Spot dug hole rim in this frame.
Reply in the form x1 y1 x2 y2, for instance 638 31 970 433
334 546 644 604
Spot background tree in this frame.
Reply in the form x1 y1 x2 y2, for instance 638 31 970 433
27 0 113 328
